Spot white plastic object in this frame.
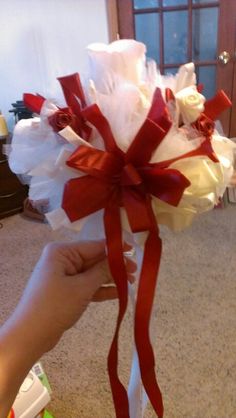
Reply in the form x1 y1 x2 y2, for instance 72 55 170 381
11 371 50 418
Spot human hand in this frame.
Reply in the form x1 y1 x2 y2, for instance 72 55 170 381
0 240 136 417
18 239 136 349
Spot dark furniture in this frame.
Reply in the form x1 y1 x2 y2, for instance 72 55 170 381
9 100 33 124
0 135 28 219
0 101 34 219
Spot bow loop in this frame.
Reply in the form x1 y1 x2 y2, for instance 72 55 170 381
125 88 172 166
148 87 172 132
66 145 122 181
23 93 45 114
62 176 113 222
82 104 123 156
140 166 191 206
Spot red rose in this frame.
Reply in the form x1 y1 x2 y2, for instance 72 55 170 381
193 114 215 138
48 108 76 132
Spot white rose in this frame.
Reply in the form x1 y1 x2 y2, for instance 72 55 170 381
175 86 206 124
152 156 226 232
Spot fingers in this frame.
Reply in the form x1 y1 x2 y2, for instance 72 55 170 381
40 240 106 275
83 242 136 272
42 240 136 270
92 286 118 302
80 259 113 296
80 254 137 298
41 240 137 290
71 240 106 263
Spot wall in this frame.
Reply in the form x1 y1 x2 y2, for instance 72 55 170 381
0 0 109 130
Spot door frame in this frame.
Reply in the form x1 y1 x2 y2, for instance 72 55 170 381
218 0 236 137
106 0 119 42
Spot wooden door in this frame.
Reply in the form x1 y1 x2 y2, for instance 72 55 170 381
115 0 236 137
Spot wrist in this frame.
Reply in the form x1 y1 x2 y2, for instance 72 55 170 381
0 317 43 394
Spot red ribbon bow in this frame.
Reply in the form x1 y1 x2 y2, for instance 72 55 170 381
62 89 190 418
62 86 231 417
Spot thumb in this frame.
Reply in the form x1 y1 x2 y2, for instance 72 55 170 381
79 258 113 297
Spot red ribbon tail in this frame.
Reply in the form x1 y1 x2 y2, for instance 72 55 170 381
135 209 164 417
57 72 86 108
104 203 130 418
153 136 218 169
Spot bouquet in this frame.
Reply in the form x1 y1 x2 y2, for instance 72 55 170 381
9 40 235 418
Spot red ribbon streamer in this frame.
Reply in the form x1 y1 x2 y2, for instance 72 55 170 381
135 223 163 414
104 201 130 417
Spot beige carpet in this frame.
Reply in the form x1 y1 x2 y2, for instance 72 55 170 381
0 206 236 418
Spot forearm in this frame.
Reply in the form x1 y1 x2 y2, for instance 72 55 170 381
0 306 59 417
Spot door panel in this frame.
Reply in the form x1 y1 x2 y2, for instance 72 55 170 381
163 0 188 5
135 13 160 60
134 0 159 8
192 7 218 62
116 0 236 137
193 0 217 3
196 65 216 99
163 10 188 64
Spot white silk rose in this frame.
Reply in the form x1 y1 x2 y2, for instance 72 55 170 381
87 39 157 152
87 39 147 92
175 86 206 124
152 157 222 232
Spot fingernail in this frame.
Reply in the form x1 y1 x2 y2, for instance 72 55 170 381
123 247 136 258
